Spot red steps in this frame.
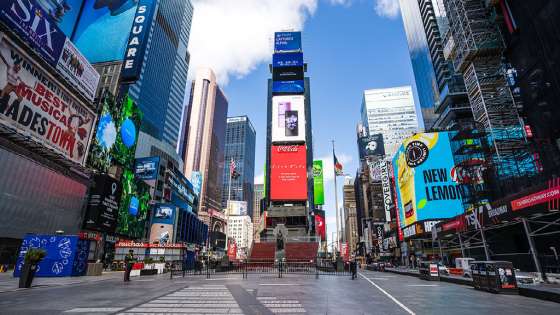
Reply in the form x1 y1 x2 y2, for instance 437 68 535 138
285 242 318 260
249 243 276 260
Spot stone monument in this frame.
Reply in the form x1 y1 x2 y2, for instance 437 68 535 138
273 224 288 260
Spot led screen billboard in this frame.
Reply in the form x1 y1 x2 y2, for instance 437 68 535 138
134 157 160 180
150 203 176 244
392 132 464 229
272 80 305 94
72 0 139 63
271 95 306 143
190 172 202 196
274 32 302 52
270 145 307 200
315 210 325 241
358 134 385 159
0 36 96 165
313 161 324 205
116 169 150 238
84 174 123 233
228 201 248 216
273 53 303 67
87 92 142 172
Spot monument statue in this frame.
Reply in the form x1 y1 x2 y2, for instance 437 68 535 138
276 230 284 251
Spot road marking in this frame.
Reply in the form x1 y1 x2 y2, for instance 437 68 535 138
259 284 300 286
406 285 438 287
204 278 240 280
135 279 155 281
359 273 416 315
65 308 124 312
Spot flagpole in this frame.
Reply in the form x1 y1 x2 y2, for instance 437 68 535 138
332 140 340 258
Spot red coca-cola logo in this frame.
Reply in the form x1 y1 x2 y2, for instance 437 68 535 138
277 145 299 152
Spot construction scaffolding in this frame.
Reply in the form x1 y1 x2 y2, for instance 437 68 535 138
441 0 537 200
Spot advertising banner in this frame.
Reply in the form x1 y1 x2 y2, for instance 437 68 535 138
358 134 385 159
228 243 237 259
84 174 123 233
315 210 325 241
259 211 267 233
87 93 143 172
273 53 303 67
402 219 443 240
313 161 324 205
381 161 392 222
0 36 96 165
271 95 306 143
369 161 382 182
274 32 302 52
228 201 248 216
149 203 176 244
116 169 150 238
272 80 305 94
392 132 464 229
270 145 308 200
210 209 226 221
55 38 100 102
273 66 304 82
340 242 349 261
191 171 202 196
134 157 159 180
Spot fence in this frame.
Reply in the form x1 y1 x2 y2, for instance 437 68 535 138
170 259 357 280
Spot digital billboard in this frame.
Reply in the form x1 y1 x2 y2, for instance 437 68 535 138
191 172 202 196
315 210 325 241
392 132 464 229
150 203 176 244
272 80 305 94
0 36 96 165
274 32 302 52
273 66 304 82
271 95 306 143
358 134 385 159
134 157 160 180
72 0 139 63
273 53 303 67
313 161 324 205
270 145 307 200
228 201 248 216
87 92 143 172
116 169 150 238
84 174 123 233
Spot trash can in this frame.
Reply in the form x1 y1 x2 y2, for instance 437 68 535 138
478 262 490 292
490 261 519 295
471 262 481 290
419 261 439 281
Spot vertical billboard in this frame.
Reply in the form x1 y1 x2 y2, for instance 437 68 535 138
358 134 385 159
72 0 138 63
315 210 325 241
274 32 302 52
272 52 304 93
0 36 96 165
392 132 464 229
228 243 237 259
340 242 349 261
84 174 123 233
190 171 202 196
271 95 306 143
87 93 142 172
116 169 150 238
313 161 324 205
149 204 176 244
380 161 392 222
228 201 248 215
270 145 307 200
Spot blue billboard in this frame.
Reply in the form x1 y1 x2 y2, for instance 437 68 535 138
134 157 160 180
191 172 202 196
273 53 303 67
274 32 302 52
272 80 305 93
153 203 175 224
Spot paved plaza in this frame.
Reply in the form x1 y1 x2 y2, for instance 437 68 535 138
0 269 558 314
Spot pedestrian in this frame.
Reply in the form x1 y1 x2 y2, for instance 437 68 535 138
124 250 139 282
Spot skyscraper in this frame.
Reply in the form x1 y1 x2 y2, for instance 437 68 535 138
253 184 264 242
182 68 229 228
360 86 422 158
178 103 192 162
221 116 256 220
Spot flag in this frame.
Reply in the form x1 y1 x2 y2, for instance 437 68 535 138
231 158 236 176
333 150 343 176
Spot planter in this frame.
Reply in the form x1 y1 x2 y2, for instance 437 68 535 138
154 263 165 274
19 264 38 288
140 269 158 276
144 263 153 270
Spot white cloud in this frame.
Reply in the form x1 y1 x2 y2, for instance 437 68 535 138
188 0 318 86
315 152 353 184
374 0 400 19
326 216 336 224
254 171 264 185
101 121 116 149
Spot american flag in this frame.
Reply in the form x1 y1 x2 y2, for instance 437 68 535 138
231 158 236 176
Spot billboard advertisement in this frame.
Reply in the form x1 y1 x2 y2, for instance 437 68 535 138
272 80 304 94
87 93 143 172
315 210 325 241
149 203 176 244
340 242 349 261
228 243 237 259
191 171 202 196
358 134 385 159
270 145 307 200
228 201 248 216
272 53 303 68
84 174 123 233
72 0 138 63
381 161 392 222
271 95 306 143
273 66 304 82
0 36 96 165
369 160 382 182
56 38 100 102
116 169 150 238
313 161 324 205
134 157 159 180
274 32 302 52
392 132 464 229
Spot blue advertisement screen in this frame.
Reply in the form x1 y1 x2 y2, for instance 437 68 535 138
72 0 138 63
392 132 464 228
153 203 176 224
134 157 160 180
191 172 202 196
273 53 303 67
55 0 85 38
272 80 305 93
274 32 302 52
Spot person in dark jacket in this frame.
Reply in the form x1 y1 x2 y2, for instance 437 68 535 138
124 250 139 282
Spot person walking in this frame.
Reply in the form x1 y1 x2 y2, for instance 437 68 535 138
124 250 139 282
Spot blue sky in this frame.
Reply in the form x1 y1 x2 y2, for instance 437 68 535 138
185 0 422 248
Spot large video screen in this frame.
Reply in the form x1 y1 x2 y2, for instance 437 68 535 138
313 161 324 205
392 132 464 229
72 0 138 63
87 93 142 172
271 95 306 143
150 203 176 244
274 32 302 52
270 145 307 200
358 134 385 159
134 157 160 180
116 169 150 238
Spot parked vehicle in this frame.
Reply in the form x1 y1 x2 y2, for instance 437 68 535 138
456 258 476 278
385 262 394 268
438 262 449 275
515 270 540 286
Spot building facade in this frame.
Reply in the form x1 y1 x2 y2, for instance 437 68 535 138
343 182 358 252
253 184 264 242
360 86 421 158
227 216 253 257
182 68 229 228
220 116 256 220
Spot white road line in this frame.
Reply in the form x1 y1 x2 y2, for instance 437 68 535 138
259 284 300 286
359 273 416 315
65 308 124 313
406 285 438 287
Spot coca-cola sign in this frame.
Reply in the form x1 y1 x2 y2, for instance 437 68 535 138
277 145 299 152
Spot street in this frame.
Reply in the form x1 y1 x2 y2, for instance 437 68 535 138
0 270 557 314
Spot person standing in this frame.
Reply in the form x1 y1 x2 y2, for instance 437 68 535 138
124 250 138 282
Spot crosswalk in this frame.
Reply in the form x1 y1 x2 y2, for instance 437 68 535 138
257 297 307 314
